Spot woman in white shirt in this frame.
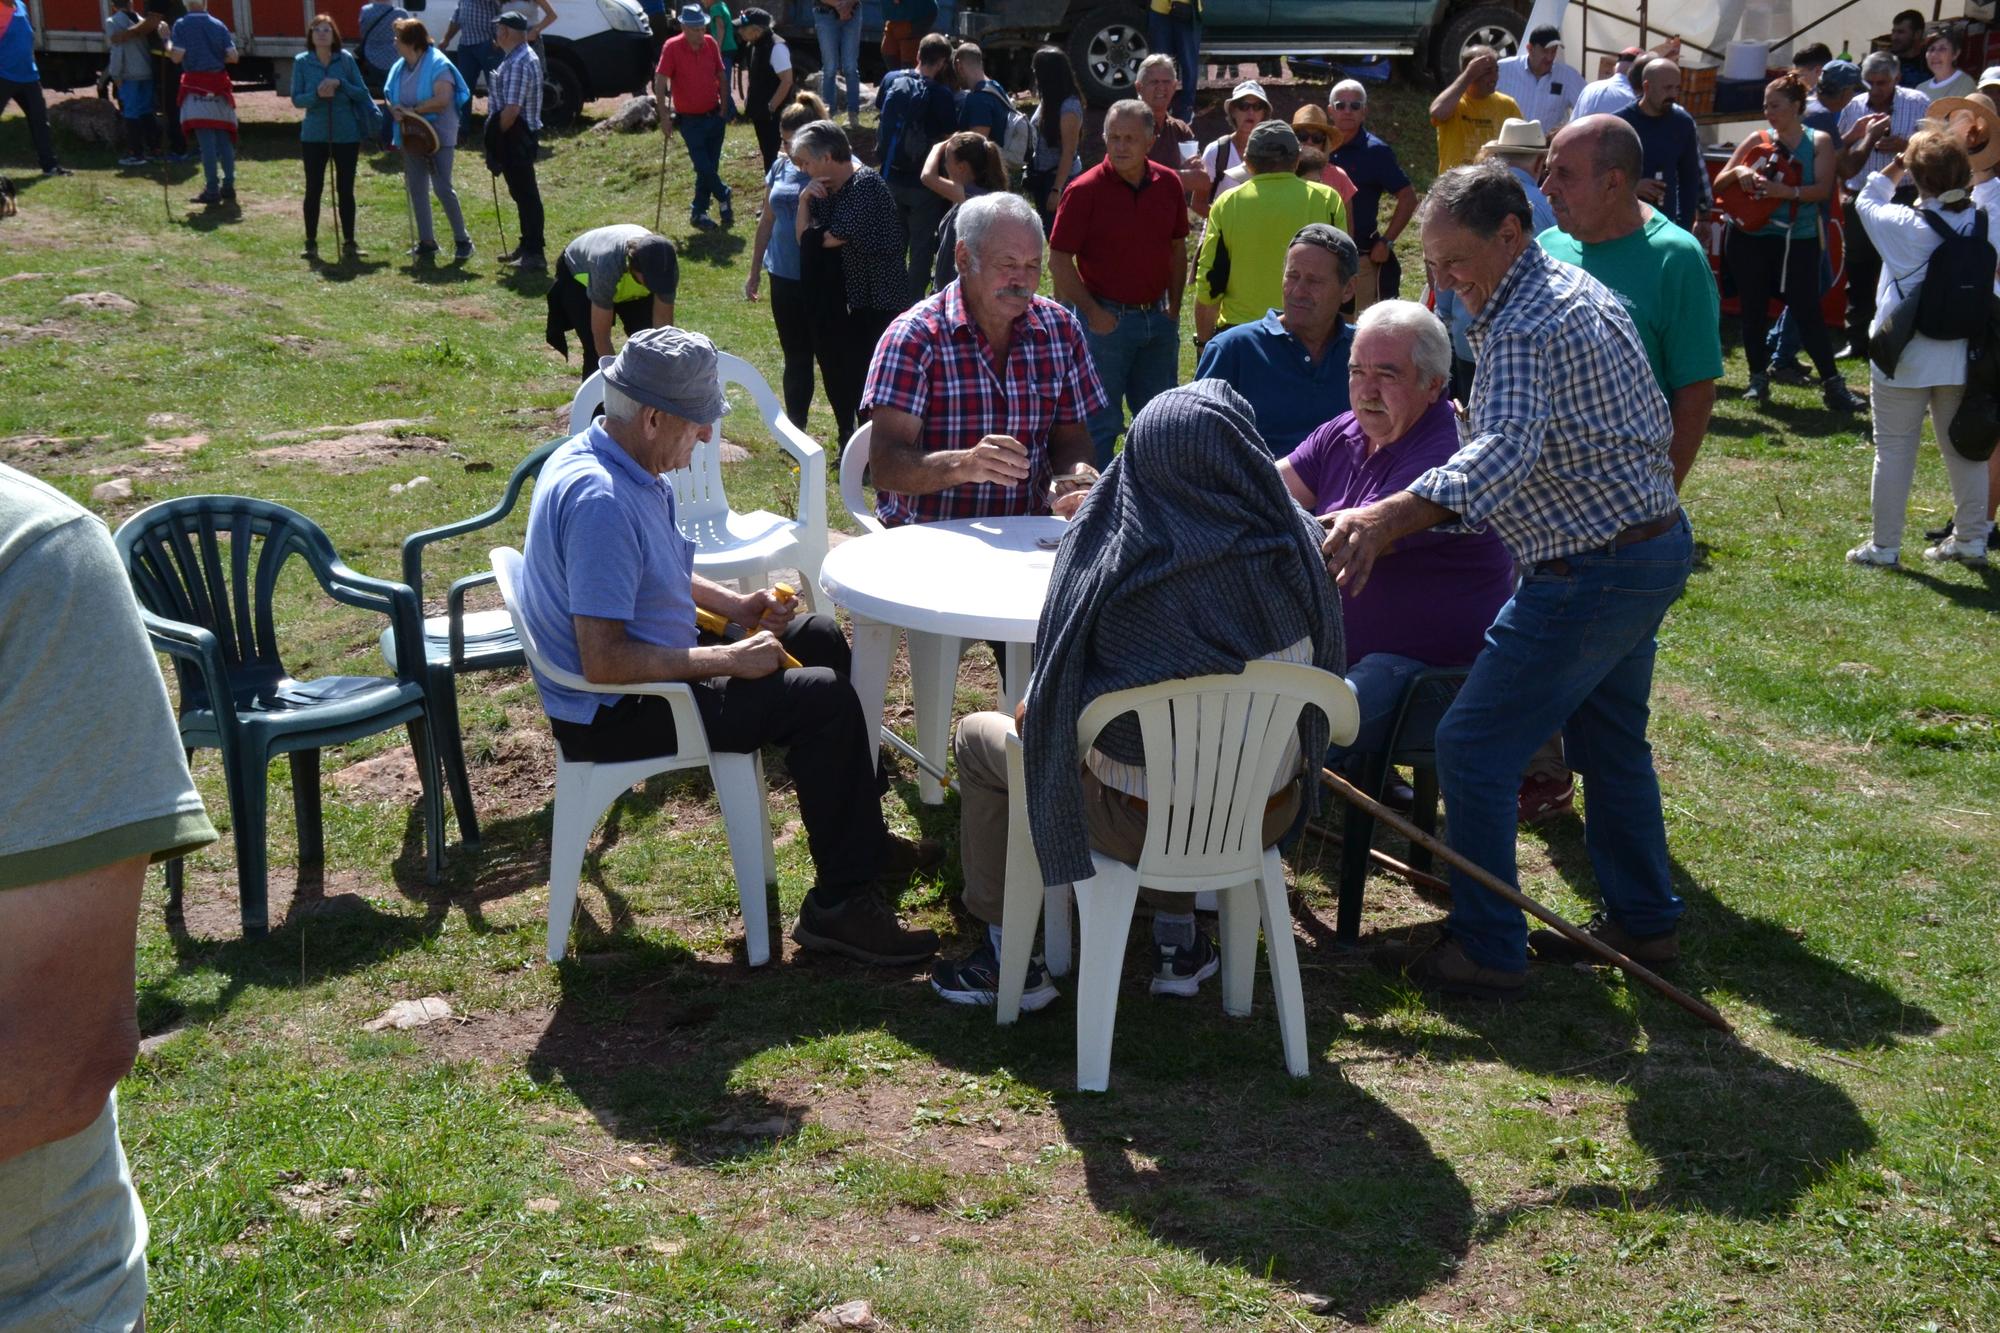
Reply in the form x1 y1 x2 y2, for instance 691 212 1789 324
1195 80 1269 216
1849 128 1994 567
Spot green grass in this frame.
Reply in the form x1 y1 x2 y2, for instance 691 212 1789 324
6 79 2000 1330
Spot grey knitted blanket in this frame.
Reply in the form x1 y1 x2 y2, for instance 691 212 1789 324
1022 379 1346 886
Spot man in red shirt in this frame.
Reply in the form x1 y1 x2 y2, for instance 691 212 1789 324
653 3 733 229
1049 98 1189 467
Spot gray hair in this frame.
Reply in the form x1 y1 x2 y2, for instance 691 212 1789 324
789 119 853 164
1329 78 1367 106
1420 161 1532 238
1136 52 1178 83
1354 299 1453 388
600 383 643 425
956 192 1042 265
1861 49 1900 80
1105 98 1154 134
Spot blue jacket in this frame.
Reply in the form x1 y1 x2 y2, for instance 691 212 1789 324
291 49 376 144
381 45 471 148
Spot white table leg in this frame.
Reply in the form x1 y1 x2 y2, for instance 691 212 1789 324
847 614 898 774
1000 641 1032 713
908 629 964 805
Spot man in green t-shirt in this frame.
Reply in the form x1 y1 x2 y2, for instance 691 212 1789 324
1194 121 1346 346
0 463 218 1329
1539 114 1721 489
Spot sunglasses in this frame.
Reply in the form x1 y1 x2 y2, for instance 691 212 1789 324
1331 100 1364 111
1297 130 1328 144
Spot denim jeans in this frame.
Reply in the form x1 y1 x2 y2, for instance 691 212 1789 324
1078 303 1179 466
814 10 862 118
452 40 499 89
1325 652 1432 765
1433 514 1693 972
1146 11 1200 122
676 110 732 217
195 127 234 191
892 178 947 302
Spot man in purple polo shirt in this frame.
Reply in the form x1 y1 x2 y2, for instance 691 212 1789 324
1278 300 1513 758
519 327 940 966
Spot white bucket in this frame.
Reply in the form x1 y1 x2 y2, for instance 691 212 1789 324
1724 39 1770 80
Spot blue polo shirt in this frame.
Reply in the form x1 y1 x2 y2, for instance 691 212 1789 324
169 10 235 73
1193 310 1353 457
959 79 1011 135
0 2 40 84
519 424 697 725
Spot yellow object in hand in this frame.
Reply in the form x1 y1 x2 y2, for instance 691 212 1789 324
695 606 802 669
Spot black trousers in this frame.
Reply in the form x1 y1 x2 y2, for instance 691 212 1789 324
548 616 888 897
767 272 817 427
824 305 896 446
1726 227 1838 380
1842 195 1879 349
750 108 781 172
123 109 161 159
156 58 184 154
554 252 653 380
501 131 545 257
0 78 58 171
301 139 360 246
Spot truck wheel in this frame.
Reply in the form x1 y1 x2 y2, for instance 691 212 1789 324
1434 4 1525 76
1066 4 1150 108
543 54 587 129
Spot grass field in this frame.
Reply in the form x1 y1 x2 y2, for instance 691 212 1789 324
4 79 1999 1332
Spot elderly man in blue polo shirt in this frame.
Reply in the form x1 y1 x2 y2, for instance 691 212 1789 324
1192 223 1356 457
519 327 940 966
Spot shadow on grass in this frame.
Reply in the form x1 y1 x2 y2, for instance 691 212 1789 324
1895 561 2000 615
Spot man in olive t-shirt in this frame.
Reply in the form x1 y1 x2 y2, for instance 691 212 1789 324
0 462 217 1331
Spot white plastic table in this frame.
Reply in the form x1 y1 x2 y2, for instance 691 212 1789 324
818 516 1067 804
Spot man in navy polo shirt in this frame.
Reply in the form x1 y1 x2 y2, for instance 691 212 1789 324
1327 79 1414 309
1049 98 1188 466
1193 223 1356 457
519 327 942 966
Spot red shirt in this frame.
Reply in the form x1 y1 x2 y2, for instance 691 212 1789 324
1048 158 1191 307
654 33 724 115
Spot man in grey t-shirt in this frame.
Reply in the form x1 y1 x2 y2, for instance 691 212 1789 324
544 224 682 379
0 463 217 1330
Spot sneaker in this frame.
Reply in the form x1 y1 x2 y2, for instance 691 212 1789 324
1529 911 1680 967
340 240 363 260
42 165 72 177
1822 378 1864 415
791 887 938 965
453 238 475 261
930 938 1059 1011
1517 771 1575 825
301 242 320 261
1376 934 1526 1001
408 241 439 257
117 155 148 167
513 253 547 272
1149 930 1220 998
1846 540 1900 567
689 212 716 231
1923 536 1989 566
1767 358 1811 386
719 196 735 227
218 185 236 203
1742 373 1771 406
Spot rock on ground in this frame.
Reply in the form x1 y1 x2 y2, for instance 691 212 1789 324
63 291 138 313
91 477 133 502
362 997 454 1031
50 97 121 146
591 95 658 134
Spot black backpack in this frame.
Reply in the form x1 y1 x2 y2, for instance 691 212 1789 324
1914 208 1997 343
879 72 937 178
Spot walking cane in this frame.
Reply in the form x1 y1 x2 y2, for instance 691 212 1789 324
1319 768 1734 1034
490 169 508 258
654 126 670 232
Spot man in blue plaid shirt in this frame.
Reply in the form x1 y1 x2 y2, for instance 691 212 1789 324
485 11 545 270
1321 161 1693 1000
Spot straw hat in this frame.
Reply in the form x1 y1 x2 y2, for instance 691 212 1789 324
1482 117 1548 160
1924 96 2000 171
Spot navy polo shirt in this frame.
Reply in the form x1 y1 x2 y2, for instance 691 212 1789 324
1193 310 1353 457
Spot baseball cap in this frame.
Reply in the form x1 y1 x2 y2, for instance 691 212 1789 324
1819 60 1864 93
1528 24 1561 48
1980 65 2000 89
1226 79 1271 111
629 235 679 301
1245 120 1300 159
734 6 772 27
600 326 723 425
1289 222 1358 276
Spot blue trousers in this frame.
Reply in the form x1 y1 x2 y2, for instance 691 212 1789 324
1433 515 1693 971
677 110 732 217
1147 11 1200 122
1767 246 1836 363
1326 652 1432 765
196 127 234 190
814 10 862 118
452 40 499 88
1078 302 1178 467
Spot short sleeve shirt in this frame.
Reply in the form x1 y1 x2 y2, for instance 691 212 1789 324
1327 128 1409 245
655 32 725 114
1146 116 1197 172
1434 89 1520 171
959 79 1012 135
564 224 668 308
169 10 234 72
1048 158 1190 306
861 286 1109 526
1537 210 1724 396
518 427 698 724
1192 311 1353 457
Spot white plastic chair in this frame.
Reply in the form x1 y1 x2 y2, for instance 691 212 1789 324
569 353 828 606
996 662 1360 1092
490 546 779 967
837 421 887 534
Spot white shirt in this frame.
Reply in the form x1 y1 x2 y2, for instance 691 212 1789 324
1838 87 1931 189
1496 54 1584 133
769 34 791 75
1573 74 1638 119
1858 172 1998 387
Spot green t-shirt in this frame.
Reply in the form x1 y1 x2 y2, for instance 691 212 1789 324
1537 208 1724 395
1197 171 1347 329
710 2 736 51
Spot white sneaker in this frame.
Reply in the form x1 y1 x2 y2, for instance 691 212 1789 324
116 155 147 166
1846 541 1900 567
1922 536 1989 566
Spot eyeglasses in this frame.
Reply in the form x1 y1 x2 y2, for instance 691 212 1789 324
1331 100 1364 111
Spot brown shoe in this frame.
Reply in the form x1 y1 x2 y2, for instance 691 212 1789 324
884 833 945 876
1530 912 1679 967
1377 935 1527 1001
791 888 939 965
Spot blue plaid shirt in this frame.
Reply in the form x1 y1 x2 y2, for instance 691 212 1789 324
489 41 542 131
452 0 500 44
1407 244 1677 566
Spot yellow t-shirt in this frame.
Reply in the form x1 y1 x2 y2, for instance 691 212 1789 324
1434 90 1522 173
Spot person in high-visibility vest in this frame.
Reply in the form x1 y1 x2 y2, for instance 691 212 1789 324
543 224 681 379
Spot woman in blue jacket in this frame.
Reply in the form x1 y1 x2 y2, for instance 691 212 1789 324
291 13 375 261
381 17 474 262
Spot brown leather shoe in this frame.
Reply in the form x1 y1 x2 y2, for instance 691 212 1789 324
884 833 946 876
791 888 939 965
1378 935 1527 1001
1530 912 1679 967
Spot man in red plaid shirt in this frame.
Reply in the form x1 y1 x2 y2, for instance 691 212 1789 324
861 193 1108 527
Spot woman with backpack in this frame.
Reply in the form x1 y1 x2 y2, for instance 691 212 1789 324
1847 127 1996 567
1024 46 1081 233
1714 75 1862 415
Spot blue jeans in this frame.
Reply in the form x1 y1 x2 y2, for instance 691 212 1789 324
676 110 732 217
933 0 957 38
1147 11 1200 122
452 40 499 88
1326 652 1432 764
1433 514 1693 972
718 50 735 119
814 10 862 118
1078 302 1179 466
196 127 234 190
1767 246 1836 363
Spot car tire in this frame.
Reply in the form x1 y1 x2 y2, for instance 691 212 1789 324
1434 3 1525 77
1065 3 1151 108
543 53 587 129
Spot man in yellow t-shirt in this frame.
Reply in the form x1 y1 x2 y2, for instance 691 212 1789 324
1430 45 1522 172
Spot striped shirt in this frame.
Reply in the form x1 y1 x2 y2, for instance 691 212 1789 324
1838 86 1929 189
1406 245 1677 567
489 40 542 131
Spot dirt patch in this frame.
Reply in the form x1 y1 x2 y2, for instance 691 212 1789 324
257 418 426 443
328 747 425 804
254 431 450 473
167 863 394 942
0 316 74 346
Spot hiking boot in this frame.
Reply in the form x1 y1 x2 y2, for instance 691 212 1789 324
719 195 735 227
1377 935 1526 1001
189 189 221 205
1742 373 1772 406
1150 930 1220 997
1517 771 1575 825
218 184 236 204
884 833 945 877
453 238 475 262
689 211 716 231
1846 540 1900 567
791 887 938 965
931 937 1059 1011
42 164 72 177
1530 911 1680 967
1822 377 1864 415
514 253 548 272
408 241 439 258
1767 358 1811 386
301 241 320 261
1923 535 1989 566
497 245 523 263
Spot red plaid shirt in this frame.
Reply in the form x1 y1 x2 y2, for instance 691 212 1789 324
861 285 1108 527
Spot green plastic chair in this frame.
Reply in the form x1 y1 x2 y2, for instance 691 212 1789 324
379 437 565 848
115 496 444 938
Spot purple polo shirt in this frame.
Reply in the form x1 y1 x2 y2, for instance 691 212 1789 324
1287 397 1513 666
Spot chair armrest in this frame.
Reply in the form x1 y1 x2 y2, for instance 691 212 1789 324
139 610 240 748
539 665 708 755
318 560 428 683
776 413 829 584
396 437 564 589
445 570 497 670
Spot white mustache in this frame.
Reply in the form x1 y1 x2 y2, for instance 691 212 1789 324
997 285 1036 300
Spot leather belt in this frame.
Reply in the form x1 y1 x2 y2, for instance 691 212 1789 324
1534 511 1681 577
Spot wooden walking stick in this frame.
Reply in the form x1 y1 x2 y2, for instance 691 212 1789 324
654 127 670 232
490 169 508 256
1319 768 1734 1034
